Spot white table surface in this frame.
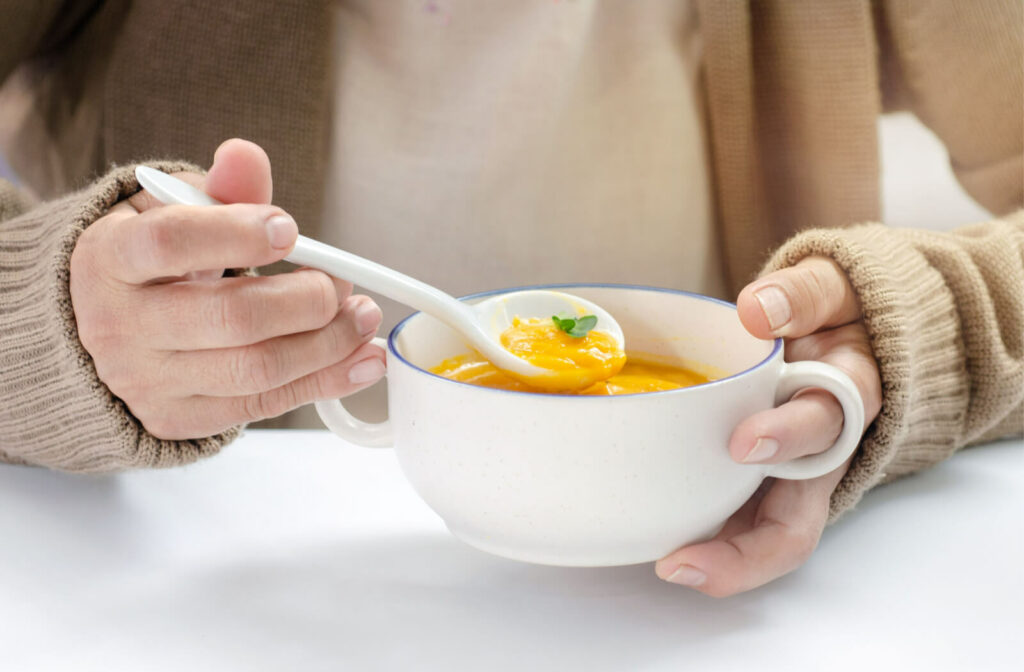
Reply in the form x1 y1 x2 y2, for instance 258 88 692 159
1 430 1020 672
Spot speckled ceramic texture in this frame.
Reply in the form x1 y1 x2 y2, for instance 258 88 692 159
317 285 863 567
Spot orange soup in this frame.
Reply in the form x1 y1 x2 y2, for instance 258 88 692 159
497 316 626 391
430 352 716 396
430 315 717 394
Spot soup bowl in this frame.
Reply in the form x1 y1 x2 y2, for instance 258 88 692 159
316 284 863 567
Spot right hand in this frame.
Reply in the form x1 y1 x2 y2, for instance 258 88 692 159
69 139 386 439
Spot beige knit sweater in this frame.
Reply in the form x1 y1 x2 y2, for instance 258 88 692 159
1 1 1022 521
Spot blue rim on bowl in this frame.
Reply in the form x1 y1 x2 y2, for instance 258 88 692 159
387 283 784 397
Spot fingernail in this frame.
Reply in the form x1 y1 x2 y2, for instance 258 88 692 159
743 437 779 463
354 301 382 337
667 564 707 587
266 215 298 250
348 358 385 385
753 286 792 332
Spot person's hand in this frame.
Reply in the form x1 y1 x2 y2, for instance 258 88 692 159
656 257 882 597
69 139 386 439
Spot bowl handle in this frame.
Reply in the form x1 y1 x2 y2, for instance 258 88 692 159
314 338 394 448
763 361 865 480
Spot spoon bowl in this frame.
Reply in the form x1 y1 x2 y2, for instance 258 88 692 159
134 166 625 389
469 288 624 390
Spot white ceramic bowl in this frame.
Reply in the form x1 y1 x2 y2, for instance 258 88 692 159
317 284 863 567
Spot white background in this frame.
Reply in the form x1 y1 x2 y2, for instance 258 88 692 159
1 430 1021 672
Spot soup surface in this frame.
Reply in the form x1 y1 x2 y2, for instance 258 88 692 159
498 317 626 390
430 351 715 395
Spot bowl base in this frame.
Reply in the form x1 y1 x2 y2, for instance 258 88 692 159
446 525 662 568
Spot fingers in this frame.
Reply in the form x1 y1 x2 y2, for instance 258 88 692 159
785 323 883 425
738 256 862 340
163 294 382 396
728 391 843 464
204 138 274 205
228 339 386 426
733 259 878 466
147 340 387 439
655 463 848 597
114 139 278 281
98 202 298 283
127 172 206 213
70 138 387 443
728 323 882 464
128 139 273 213
132 271 354 350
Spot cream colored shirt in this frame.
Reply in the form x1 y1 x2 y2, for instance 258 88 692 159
323 0 719 420
326 0 721 332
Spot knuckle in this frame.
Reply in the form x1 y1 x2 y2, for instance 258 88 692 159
120 388 176 438
75 208 136 272
243 386 294 422
793 265 831 326
137 408 171 437
71 225 103 264
71 273 119 353
92 358 122 392
97 358 138 396
213 291 258 341
105 368 134 396
324 315 347 359
279 383 303 414
341 296 375 342
302 272 338 327
143 215 185 273
237 344 283 392
334 278 355 303
242 390 273 422
306 370 335 403
142 413 186 440
76 311 118 355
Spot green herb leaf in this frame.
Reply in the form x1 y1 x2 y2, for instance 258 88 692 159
552 313 598 338
551 314 574 332
569 314 598 337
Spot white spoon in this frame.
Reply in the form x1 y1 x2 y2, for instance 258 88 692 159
134 166 625 389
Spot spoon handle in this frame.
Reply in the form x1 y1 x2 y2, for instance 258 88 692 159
134 166 478 331
286 235 474 327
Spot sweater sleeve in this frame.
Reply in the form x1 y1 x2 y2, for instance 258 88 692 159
761 213 1024 521
0 162 243 471
877 0 1023 216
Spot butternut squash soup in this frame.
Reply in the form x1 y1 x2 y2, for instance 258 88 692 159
430 316 716 395
497 316 626 390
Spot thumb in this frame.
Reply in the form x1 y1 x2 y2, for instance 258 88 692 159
737 256 862 339
203 138 274 205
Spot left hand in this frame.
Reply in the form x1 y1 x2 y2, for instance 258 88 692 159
655 256 882 597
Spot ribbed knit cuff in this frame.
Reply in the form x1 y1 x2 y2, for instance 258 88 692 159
0 161 243 472
762 224 969 522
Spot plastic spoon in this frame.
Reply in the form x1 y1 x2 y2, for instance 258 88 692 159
134 166 625 390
